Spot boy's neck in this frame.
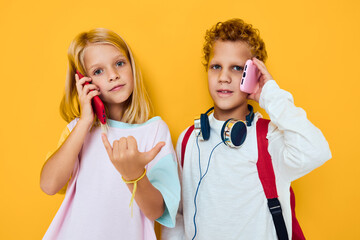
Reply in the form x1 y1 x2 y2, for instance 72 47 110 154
213 103 250 122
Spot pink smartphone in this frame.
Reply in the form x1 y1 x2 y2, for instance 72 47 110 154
240 60 260 94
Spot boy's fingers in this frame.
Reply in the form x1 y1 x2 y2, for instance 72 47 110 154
252 58 266 73
252 57 265 67
101 133 113 157
252 58 273 82
143 142 165 164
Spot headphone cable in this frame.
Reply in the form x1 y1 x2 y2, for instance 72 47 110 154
192 135 222 240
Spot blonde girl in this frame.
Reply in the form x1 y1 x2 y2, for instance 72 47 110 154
40 28 180 240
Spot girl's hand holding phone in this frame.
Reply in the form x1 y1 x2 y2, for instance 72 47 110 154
247 58 273 103
101 134 165 180
75 73 101 125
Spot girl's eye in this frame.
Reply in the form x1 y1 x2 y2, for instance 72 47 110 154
94 69 103 75
233 66 244 72
211 64 221 70
116 61 125 67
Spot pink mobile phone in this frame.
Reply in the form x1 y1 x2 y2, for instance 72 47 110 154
240 60 260 94
76 70 107 124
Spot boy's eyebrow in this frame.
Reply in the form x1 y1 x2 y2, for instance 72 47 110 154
209 60 246 67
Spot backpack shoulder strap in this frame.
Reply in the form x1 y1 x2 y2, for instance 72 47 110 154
256 118 278 198
291 187 306 239
256 118 289 240
181 125 194 168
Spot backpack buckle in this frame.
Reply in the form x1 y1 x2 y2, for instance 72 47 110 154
268 198 283 215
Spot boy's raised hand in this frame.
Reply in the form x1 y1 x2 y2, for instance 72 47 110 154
248 58 273 103
101 133 165 180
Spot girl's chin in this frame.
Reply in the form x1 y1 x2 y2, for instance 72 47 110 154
102 96 130 104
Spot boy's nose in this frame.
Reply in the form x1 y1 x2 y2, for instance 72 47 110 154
218 70 231 83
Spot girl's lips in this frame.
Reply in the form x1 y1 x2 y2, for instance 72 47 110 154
110 84 125 91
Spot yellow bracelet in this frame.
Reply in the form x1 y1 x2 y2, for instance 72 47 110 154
122 168 147 216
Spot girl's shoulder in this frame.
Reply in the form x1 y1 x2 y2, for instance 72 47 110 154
146 116 171 133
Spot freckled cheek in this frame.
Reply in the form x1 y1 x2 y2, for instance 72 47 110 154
92 82 106 95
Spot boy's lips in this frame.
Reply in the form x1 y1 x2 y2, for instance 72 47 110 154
217 89 233 96
109 84 125 91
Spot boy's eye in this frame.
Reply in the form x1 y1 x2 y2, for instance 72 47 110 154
233 66 244 71
211 64 221 70
116 61 125 67
93 69 103 75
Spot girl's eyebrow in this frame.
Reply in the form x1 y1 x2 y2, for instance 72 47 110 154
114 53 125 58
87 54 127 71
87 63 101 72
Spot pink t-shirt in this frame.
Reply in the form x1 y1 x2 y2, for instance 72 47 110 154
43 117 180 240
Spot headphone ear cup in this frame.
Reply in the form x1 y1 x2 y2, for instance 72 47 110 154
230 121 247 147
200 113 210 141
221 119 231 144
221 119 247 148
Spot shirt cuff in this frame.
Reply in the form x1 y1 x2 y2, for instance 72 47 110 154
147 154 180 228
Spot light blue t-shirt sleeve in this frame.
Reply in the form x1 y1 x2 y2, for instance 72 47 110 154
147 153 180 228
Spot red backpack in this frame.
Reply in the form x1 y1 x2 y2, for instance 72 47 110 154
180 118 305 240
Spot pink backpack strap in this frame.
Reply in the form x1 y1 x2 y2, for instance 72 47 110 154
181 125 194 168
256 118 289 240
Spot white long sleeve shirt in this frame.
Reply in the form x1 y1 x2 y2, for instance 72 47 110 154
162 80 331 240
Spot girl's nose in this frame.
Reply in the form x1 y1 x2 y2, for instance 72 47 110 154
108 68 120 81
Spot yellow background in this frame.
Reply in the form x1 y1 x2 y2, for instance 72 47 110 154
1 0 359 239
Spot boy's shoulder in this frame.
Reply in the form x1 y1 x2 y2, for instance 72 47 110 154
177 125 194 144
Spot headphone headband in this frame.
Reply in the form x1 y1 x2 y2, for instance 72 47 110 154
200 105 254 125
204 107 214 115
246 104 254 126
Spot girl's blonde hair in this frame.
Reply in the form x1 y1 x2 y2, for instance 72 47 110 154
60 28 152 124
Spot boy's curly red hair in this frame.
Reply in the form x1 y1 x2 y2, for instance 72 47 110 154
203 18 267 69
